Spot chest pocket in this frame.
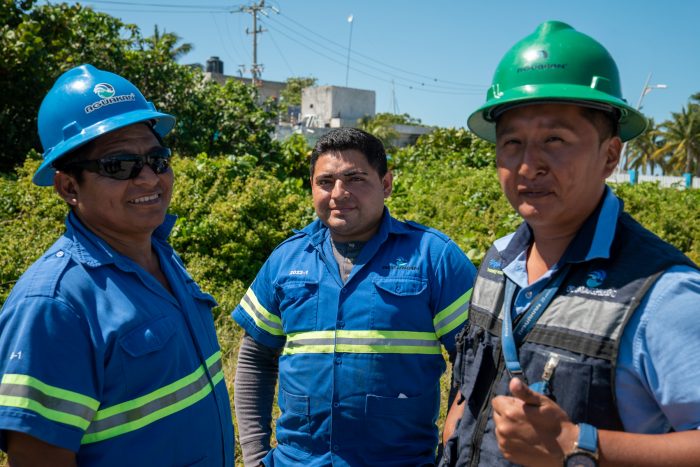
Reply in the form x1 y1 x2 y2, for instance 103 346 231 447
371 278 429 330
276 280 319 333
119 315 181 393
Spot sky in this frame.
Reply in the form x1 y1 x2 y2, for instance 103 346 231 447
53 0 699 129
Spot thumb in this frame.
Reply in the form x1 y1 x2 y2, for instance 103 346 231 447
509 377 544 406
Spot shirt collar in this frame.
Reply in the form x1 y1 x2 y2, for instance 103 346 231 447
65 210 177 268
496 185 622 268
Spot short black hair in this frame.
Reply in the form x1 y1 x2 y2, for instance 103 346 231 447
579 107 620 143
310 128 387 178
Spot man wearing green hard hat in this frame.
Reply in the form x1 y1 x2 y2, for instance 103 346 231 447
441 21 700 466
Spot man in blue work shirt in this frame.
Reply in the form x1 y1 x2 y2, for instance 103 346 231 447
232 127 477 466
440 21 700 466
0 65 234 465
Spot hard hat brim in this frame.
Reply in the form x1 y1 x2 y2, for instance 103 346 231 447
467 83 648 143
33 109 175 186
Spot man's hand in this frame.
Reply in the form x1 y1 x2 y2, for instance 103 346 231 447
492 378 578 467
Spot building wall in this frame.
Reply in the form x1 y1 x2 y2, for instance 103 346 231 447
301 86 375 127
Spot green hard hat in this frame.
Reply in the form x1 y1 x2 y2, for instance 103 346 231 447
467 21 647 142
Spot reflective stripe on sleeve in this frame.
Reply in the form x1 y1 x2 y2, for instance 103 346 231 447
239 288 285 336
433 288 472 338
283 330 441 355
0 374 100 430
81 350 224 444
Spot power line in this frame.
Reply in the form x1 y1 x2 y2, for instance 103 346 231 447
79 0 228 10
259 16 483 95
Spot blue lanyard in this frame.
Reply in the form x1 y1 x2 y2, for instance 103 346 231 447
501 265 571 378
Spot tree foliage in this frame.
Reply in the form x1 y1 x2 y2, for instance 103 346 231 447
654 101 700 175
358 112 426 150
279 76 317 107
0 1 281 172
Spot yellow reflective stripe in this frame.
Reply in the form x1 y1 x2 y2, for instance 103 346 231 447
334 344 441 355
433 288 472 338
0 395 92 430
283 345 335 355
1 374 99 408
282 330 441 355
0 374 100 430
240 288 285 336
81 351 224 444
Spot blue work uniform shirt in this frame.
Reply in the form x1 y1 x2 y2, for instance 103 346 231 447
233 209 477 466
0 211 234 466
497 186 700 433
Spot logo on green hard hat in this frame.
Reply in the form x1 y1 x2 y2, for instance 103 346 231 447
93 83 115 99
467 20 648 143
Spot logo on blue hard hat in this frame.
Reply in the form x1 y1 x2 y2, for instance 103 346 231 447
586 270 606 288
93 83 115 99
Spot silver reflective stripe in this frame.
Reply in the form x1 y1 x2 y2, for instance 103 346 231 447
82 356 223 443
336 337 440 348
434 301 469 334
0 383 95 423
242 293 283 333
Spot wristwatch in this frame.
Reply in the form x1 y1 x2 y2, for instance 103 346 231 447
564 422 599 467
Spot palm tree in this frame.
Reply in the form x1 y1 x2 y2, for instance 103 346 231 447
144 25 193 61
627 118 668 174
654 103 700 176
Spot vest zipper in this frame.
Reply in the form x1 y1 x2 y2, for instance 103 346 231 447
468 342 505 466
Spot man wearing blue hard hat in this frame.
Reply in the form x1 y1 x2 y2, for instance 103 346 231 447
441 21 700 466
0 65 234 465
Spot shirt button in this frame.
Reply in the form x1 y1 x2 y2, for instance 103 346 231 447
525 290 533 299
337 321 345 329
333 402 339 408
333 445 339 451
55 251 64 258
335 357 342 365
341 289 347 294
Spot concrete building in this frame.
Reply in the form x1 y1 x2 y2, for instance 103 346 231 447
199 56 434 148
301 86 375 128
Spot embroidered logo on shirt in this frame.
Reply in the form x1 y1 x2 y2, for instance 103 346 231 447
487 258 504 275
289 270 308 276
382 257 418 271
567 270 616 298
586 270 606 288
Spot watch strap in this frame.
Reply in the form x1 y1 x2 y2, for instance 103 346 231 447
576 423 598 453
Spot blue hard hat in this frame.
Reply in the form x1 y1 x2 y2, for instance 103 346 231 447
33 64 176 186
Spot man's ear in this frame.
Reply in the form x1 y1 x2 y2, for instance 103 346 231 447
602 136 622 177
382 171 394 198
54 171 80 206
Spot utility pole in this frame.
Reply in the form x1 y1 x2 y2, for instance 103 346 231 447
234 1 269 85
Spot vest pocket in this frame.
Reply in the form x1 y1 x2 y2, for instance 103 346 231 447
277 387 312 454
523 348 592 422
364 384 439 456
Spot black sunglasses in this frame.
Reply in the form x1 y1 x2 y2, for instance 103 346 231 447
65 147 172 180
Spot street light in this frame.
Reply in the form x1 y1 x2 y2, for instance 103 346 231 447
620 72 667 171
345 14 354 87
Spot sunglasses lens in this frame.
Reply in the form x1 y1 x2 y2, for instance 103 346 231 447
100 157 141 180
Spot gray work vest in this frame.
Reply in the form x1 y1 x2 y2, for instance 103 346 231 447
441 211 697 466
